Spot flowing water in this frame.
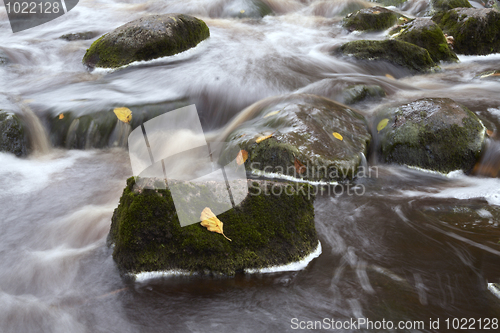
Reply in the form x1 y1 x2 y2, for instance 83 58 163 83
1 0 500 332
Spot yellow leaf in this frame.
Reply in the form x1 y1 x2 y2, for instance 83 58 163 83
385 74 395 80
113 107 132 124
58 114 64 120
263 110 280 118
332 132 343 141
236 150 248 165
487 129 494 137
200 207 231 241
377 118 389 132
373 10 381 14
294 157 306 174
240 10 245 13
256 133 273 143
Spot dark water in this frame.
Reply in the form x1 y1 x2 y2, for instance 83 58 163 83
1 0 500 332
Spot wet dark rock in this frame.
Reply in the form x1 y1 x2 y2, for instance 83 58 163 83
222 94 371 182
336 39 436 73
82 14 210 69
374 98 486 173
343 6 404 32
371 0 409 6
60 31 98 41
108 177 318 276
340 84 386 105
0 49 10 65
392 18 458 63
0 110 29 157
432 8 500 55
431 0 472 12
223 0 273 18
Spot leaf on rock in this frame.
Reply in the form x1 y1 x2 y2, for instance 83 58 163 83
256 133 273 143
294 156 306 174
58 114 64 120
200 207 231 241
263 110 280 118
377 118 389 133
487 129 494 137
113 107 132 124
385 74 395 80
332 132 343 141
236 150 248 165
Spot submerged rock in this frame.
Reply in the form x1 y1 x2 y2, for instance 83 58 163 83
392 18 458 63
221 94 371 182
343 6 403 32
432 8 500 55
0 111 29 157
371 0 409 6
336 39 436 73
340 84 386 105
82 14 210 69
108 177 318 276
374 98 486 173
60 31 98 41
223 0 273 18
431 0 472 12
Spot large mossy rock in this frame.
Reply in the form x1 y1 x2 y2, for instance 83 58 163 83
392 18 458 63
431 0 472 12
374 98 486 173
336 39 436 73
432 8 500 55
82 14 210 69
343 6 403 32
222 94 371 182
0 111 29 157
108 177 318 276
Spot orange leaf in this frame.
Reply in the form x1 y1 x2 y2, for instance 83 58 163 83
487 129 494 137
236 150 248 165
256 133 273 143
58 114 64 120
200 207 231 241
294 157 306 174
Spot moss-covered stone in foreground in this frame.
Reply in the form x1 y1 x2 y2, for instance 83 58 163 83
336 39 436 73
393 18 458 63
108 178 318 276
343 6 402 32
374 98 486 173
433 8 500 55
83 14 210 69
0 110 29 157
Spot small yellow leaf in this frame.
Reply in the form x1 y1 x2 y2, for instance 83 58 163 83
385 74 395 80
236 150 248 165
263 110 280 118
377 118 389 132
256 133 273 143
332 132 343 141
58 114 64 120
294 157 306 174
373 10 381 14
113 107 132 124
200 207 231 241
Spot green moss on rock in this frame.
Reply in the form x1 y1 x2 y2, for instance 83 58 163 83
431 0 472 12
108 177 318 276
374 98 486 173
432 8 500 55
343 6 402 32
82 14 210 69
0 110 29 156
336 39 436 73
393 18 458 63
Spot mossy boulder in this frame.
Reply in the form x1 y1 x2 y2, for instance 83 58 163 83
82 14 210 69
374 98 486 173
336 39 436 73
343 6 404 32
223 0 273 18
392 18 458 63
340 84 386 105
108 177 318 276
432 8 500 55
0 111 29 157
221 94 371 182
431 0 472 12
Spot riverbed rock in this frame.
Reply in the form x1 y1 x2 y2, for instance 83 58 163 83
431 0 472 12
336 39 436 73
108 177 318 276
0 111 29 157
60 31 98 41
432 8 500 55
221 94 371 182
223 0 273 18
371 0 409 6
374 98 486 173
392 18 458 63
340 84 386 105
343 6 404 32
82 14 210 69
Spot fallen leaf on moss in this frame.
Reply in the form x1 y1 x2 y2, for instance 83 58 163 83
294 156 306 174
377 118 389 132
256 133 273 143
263 110 280 118
236 150 248 165
58 114 64 120
113 107 132 124
200 207 231 241
332 132 343 141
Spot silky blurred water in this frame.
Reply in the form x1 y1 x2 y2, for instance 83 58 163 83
0 0 500 332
